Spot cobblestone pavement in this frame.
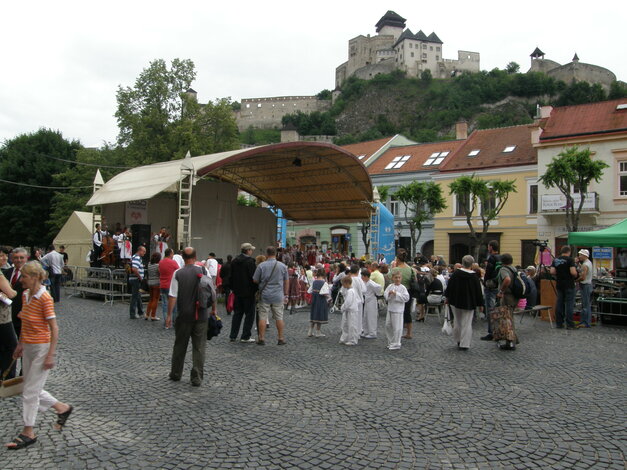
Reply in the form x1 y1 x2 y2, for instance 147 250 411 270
2 295 626 469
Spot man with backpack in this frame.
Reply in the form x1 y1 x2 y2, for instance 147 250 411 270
481 240 501 341
166 247 216 387
495 253 520 350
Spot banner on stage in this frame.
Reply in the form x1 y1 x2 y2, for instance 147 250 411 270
126 200 148 225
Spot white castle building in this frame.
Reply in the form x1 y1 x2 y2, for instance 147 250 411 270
335 10 480 88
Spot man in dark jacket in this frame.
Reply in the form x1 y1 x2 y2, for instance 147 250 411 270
229 243 257 342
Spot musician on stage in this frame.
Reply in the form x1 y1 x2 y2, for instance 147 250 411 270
153 227 170 258
91 223 107 267
115 227 133 267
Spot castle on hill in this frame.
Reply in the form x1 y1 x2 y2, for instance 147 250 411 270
528 47 616 92
335 10 480 88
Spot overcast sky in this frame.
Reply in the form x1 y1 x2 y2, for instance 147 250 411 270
1 0 625 148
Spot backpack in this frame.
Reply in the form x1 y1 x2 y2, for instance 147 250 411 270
504 266 526 299
484 255 502 289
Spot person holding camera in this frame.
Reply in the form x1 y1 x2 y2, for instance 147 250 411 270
550 245 578 329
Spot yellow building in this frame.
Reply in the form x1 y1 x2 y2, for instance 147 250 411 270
432 125 539 266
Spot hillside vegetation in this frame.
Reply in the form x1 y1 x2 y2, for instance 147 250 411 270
280 68 627 145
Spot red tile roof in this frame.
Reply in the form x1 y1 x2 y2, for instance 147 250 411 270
341 137 396 163
438 125 536 172
368 140 465 175
540 99 627 142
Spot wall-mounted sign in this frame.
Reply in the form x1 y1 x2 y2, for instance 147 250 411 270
126 200 148 225
541 193 596 212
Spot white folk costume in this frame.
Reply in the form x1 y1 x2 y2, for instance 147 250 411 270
362 279 382 338
350 275 365 335
116 233 133 260
153 234 169 258
384 283 410 350
339 287 360 346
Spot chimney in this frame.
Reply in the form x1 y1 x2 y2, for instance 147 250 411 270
455 120 468 140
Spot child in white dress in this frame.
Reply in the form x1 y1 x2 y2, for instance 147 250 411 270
339 276 360 346
361 269 382 339
384 272 410 350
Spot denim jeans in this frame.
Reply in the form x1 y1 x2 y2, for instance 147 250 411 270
579 283 593 327
129 278 144 318
49 273 62 303
555 287 575 327
161 288 177 328
484 288 498 334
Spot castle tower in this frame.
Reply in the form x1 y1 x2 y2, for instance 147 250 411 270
375 10 406 41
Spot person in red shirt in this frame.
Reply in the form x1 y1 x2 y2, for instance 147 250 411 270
159 248 180 329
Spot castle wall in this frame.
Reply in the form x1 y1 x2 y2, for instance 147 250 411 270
353 58 396 81
235 96 332 131
528 58 561 74
547 63 616 92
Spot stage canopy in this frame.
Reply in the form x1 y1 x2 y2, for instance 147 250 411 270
568 218 627 248
87 142 373 222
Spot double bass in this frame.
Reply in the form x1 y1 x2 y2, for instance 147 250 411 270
99 221 117 267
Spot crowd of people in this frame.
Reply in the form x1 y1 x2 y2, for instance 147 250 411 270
0 236 616 450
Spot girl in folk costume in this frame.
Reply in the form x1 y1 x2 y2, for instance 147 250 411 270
348 265 365 336
5 262 73 450
153 227 170 258
298 266 309 308
361 269 382 339
384 271 410 350
339 276 360 346
307 268 330 337
287 263 300 315
116 227 133 263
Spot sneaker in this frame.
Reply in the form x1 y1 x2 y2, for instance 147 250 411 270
480 334 493 341
316 332 326 337
576 324 591 329
240 338 256 343
277 339 287 346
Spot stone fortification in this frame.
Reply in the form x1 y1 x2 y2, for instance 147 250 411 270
335 11 480 88
235 96 331 131
528 48 616 92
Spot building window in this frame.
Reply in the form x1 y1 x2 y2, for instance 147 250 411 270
389 196 399 216
436 46 441 51
422 44 427 49
529 184 538 214
411 52 414 58
455 194 468 216
409 43 413 48
430 46 433 51
481 194 497 216
503 145 516 153
257 103 261 108
424 151 449 166
619 161 627 196
384 155 411 170
436 55 440 60
467 149 480 157
422 53 427 59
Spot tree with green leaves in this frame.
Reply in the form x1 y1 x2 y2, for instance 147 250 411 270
0 129 81 247
449 175 516 259
115 58 239 165
538 146 609 233
48 145 130 237
395 181 447 258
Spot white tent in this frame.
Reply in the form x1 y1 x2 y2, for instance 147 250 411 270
53 211 93 267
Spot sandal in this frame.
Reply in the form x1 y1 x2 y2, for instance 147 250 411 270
55 405 74 429
6 434 37 450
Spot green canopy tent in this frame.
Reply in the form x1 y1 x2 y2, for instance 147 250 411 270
568 218 627 248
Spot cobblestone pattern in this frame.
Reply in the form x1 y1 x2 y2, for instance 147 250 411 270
2 296 626 469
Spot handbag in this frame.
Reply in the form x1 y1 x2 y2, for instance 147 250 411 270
226 292 235 313
0 358 23 398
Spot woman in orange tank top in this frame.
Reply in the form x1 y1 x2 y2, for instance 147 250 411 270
5 261 73 450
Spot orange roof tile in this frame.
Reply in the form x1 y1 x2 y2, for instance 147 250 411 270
438 125 536 173
341 137 396 163
368 140 465 175
540 99 627 142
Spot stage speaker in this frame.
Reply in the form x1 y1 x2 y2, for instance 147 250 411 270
131 224 151 264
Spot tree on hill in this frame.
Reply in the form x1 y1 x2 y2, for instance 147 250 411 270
395 181 447 258
449 175 516 259
538 146 609 234
0 129 81 247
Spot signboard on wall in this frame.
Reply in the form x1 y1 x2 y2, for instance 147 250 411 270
592 247 613 259
541 193 596 212
126 200 148 225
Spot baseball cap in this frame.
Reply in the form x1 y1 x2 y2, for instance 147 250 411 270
241 242 256 251
578 249 590 257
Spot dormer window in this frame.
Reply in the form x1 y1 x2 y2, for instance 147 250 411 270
424 151 450 166
503 145 516 153
467 149 480 157
384 155 411 170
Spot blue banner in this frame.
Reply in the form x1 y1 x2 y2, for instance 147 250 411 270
370 202 395 264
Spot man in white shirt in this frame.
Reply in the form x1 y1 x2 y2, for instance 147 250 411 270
92 223 106 267
205 252 218 278
41 245 65 303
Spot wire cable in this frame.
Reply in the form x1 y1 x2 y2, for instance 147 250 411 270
0 178 94 190
44 154 132 169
